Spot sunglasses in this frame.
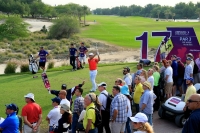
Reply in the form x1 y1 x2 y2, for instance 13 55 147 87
115 81 118 83
133 122 138 124
187 99 200 103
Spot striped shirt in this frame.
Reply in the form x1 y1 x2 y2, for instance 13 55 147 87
73 96 84 114
110 93 127 123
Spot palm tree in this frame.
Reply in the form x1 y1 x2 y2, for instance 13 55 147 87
171 13 176 19
83 5 89 26
157 10 161 20
164 10 171 21
196 8 200 22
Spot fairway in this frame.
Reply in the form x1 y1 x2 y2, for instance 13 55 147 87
0 63 137 130
79 15 200 48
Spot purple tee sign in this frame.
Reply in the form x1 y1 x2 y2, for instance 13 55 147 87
153 27 200 62
136 32 148 59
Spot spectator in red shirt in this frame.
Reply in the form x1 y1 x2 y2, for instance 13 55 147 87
88 52 100 92
21 93 42 133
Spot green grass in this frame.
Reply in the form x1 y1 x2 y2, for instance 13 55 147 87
0 63 141 130
79 15 200 48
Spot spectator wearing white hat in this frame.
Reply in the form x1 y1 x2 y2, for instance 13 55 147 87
88 52 100 92
58 104 72 133
130 112 154 133
21 93 42 133
139 81 154 126
97 82 111 133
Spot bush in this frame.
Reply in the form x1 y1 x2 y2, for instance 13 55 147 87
4 62 18 74
48 16 80 39
48 61 55 69
20 64 29 72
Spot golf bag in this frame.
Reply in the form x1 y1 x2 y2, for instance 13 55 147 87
75 56 83 69
139 59 151 66
29 54 38 74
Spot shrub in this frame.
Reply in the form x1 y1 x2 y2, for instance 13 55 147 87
48 16 80 39
4 62 18 74
20 64 29 72
48 61 55 69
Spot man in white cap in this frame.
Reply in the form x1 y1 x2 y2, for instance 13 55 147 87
88 52 100 92
97 82 111 133
21 93 42 133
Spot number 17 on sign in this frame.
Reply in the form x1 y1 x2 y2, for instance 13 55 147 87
135 32 148 59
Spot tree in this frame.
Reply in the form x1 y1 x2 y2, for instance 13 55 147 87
171 13 176 19
82 5 90 25
30 1 47 18
196 8 200 21
157 10 161 19
164 9 171 20
48 16 80 39
0 16 29 41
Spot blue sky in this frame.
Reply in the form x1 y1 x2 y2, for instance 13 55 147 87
42 0 199 9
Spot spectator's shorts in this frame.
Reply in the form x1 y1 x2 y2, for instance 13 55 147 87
177 78 184 87
173 76 178 86
164 82 173 95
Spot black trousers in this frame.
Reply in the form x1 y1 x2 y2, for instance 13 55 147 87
98 110 111 133
70 56 76 69
153 86 160 111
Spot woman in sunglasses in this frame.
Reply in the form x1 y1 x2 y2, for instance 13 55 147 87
130 112 154 133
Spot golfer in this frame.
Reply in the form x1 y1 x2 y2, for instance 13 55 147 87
79 42 88 67
88 52 100 92
35 46 49 73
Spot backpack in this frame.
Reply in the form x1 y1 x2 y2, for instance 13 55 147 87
88 107 102 128
102 93 113 113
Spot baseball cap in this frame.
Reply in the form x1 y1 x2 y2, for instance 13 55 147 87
123 67 130 72
130 112 148 123
5 103 18 111
186 57 192 61
171 55 177 58
186 77 194 82
60 104 72 114
121 85 129 95
98 82 107 88
24 93 35 101
187 53 194 58
61 84 67 89
51 97 61 104
176 57 181 61
89 53 94 56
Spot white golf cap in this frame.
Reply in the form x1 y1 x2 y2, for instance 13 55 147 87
24 93 35 101
98 82 107 88
130 113 148 123
89 53 94 56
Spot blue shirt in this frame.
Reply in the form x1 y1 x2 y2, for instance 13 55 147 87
184 64 193 79
182 108 200 133
139 89 154 114
38 50 48 62
79 46 87 57
171 60 178 76
0 112 19 133
69 48 77 56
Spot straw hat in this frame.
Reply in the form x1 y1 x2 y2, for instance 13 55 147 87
143 81 152 90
